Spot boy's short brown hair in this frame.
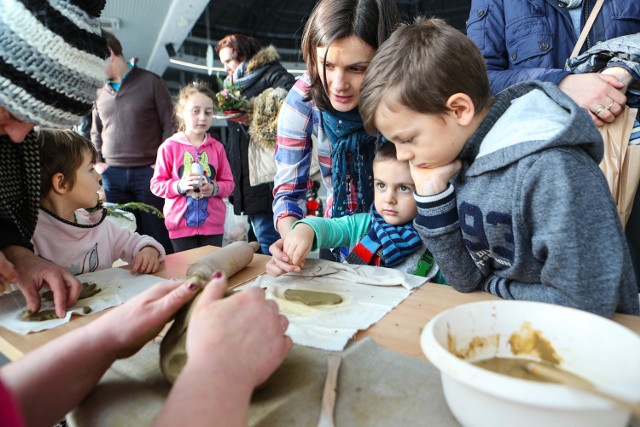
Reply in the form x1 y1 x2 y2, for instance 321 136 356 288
39 129 98 196
360 17 491 135
374 140 400 163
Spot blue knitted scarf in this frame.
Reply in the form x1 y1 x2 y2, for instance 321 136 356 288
346 207 422 267
226 60 269 94
322 108 376 218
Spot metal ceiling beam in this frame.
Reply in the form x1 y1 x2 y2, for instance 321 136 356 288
167 53 306 76
183 35 301 56
146 0 210 75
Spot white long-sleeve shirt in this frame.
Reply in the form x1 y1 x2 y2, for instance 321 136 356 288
32 208 165 275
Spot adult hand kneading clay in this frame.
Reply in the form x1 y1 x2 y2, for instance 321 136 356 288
160 241 259 383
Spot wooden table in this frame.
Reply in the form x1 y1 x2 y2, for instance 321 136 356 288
1 246 639 361
0 246 266 361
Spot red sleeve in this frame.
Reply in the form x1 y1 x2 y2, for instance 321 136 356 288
0 376 25 427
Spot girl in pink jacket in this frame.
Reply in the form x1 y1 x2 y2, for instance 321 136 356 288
151 81 234 252
33 130 165 275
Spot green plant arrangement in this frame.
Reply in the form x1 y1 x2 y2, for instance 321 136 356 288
215 73 249 114
88 201 164 221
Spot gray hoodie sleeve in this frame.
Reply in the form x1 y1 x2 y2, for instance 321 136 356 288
414 149 639 317
413 184 483 293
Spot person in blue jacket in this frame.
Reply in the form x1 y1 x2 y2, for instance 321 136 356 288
466 0 640 289
466 0 639 122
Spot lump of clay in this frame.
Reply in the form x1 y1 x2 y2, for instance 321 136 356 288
42 282 101 302
20 309 59 322
284 289 342 306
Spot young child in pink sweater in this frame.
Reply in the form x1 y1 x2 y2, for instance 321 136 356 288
151 81 234 252
32 129 165 275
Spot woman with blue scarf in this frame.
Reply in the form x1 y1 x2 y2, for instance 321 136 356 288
272 0 400 265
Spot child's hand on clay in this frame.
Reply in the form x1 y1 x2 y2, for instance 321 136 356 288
266 239 300 277
283 224 314 267
410 160 462 196
130 246 162 274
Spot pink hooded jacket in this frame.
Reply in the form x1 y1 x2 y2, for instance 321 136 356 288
151 132 234 239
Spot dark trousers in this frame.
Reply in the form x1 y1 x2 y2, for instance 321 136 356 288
248 213 280 255
626 187 640 291
171 234 223 253
102 165 173 255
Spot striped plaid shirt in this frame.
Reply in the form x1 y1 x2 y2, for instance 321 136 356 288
273 73 360 226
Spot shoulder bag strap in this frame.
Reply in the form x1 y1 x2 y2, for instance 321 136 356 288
570 0 606 58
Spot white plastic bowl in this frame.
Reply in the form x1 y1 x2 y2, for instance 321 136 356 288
420 300 640 427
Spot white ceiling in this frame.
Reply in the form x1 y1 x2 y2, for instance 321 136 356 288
101 0 210 75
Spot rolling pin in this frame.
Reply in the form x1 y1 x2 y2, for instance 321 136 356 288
160 241 260 383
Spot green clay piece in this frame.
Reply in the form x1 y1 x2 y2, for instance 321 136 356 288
283 289 343 306
82 306 92 314
42 282 101 302
20 309 59 322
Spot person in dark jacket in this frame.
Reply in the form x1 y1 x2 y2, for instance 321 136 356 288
466 0 640 289
216 34 296 254
0 0 109 318
466 0 639 120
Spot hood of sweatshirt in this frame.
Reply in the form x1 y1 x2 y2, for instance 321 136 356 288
460 81 603 177
168 132 219 148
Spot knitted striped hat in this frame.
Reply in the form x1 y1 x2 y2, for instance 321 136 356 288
0 0 109 128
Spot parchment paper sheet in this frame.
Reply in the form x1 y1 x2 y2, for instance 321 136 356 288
0 268 171 334
236 259 427 351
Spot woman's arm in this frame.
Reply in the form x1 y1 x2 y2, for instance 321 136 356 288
154 276 291 427
0 279 199 427
273 77 316 231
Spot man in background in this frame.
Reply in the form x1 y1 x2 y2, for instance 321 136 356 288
92 31 174 254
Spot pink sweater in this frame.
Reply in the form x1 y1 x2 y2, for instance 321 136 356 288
150 132 234 239
32 209 165 275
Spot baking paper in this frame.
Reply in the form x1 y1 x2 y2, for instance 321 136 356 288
0 268 172 334
238 259 426 351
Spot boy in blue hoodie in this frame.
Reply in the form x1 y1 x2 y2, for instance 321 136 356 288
358 18 638 317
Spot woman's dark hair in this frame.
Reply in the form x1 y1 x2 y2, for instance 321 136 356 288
301 0 400 111
215 34 261 63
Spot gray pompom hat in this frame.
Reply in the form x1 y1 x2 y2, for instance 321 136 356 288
0 0 109 127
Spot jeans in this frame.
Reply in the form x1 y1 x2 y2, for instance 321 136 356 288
102 165 173 254
171 234 223 253
248 213 280 255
